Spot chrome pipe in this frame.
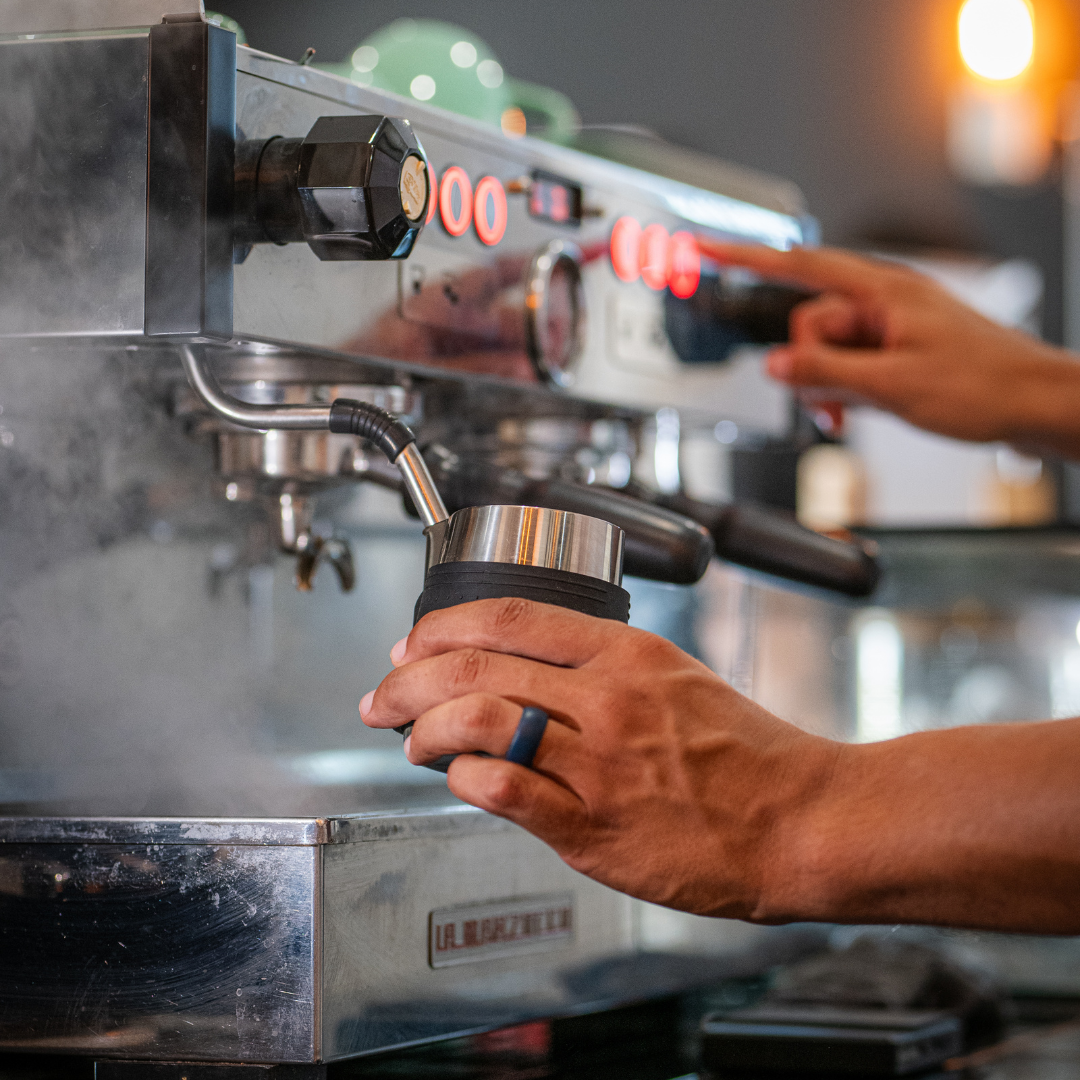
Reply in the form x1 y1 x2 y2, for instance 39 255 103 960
181 345 450 528
395 442 449 528
179 345 331 431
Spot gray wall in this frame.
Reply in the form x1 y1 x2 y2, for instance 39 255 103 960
216 0 1069 341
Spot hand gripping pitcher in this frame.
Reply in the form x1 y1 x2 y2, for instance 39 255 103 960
324 399 630 771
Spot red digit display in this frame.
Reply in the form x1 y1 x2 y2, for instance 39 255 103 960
640 223 670 290
528 171 582 225
667 231 701 298
473 175 508 246
549 184 569 222
439 166 473 237
610 216 642 283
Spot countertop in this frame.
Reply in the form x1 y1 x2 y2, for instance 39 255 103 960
1 993 1078 1079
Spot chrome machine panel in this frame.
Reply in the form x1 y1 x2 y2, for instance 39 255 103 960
230 48 808 431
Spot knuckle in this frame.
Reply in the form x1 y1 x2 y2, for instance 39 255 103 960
486 767 528 808
631 629 677 666
371 668 400 705
461 694 504 738
789 302 817 335
412 608 440 635
487 596 533 635
449 647 489 692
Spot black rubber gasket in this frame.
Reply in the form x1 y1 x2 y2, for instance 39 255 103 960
414 561 631 624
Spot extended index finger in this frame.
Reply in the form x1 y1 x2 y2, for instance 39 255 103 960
696 240 895 301
395 597 625 669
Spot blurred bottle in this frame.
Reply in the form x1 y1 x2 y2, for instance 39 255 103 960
796 404 868 533
980 446 1056 525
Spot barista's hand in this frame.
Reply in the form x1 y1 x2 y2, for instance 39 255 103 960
360 596 840 920
362 598 1080 934
699 240 1080 458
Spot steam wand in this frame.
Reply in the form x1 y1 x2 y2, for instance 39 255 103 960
178 346 449 528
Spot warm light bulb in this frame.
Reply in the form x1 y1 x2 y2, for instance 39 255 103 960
959 0 1035 81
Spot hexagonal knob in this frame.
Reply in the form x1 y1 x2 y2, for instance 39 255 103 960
235 114 430 261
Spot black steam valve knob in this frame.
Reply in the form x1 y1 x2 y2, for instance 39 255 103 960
235 115 429 261
664 272 817 365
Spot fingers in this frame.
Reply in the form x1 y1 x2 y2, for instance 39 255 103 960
768 340 906 398
407 692 575 768
789 294 872 348
697 239 898 300
393 597 624 669
363 645 582 730
445 753 586 851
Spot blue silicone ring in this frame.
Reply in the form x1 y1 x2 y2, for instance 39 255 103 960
504 707 549 768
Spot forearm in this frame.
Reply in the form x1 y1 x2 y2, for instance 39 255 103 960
367 598 1080 933
1005 348 1080 459
765 719 1080 932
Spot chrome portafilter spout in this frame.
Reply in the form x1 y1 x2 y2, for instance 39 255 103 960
277 490 356 592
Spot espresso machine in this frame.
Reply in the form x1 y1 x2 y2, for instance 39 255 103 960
0 3 879 1071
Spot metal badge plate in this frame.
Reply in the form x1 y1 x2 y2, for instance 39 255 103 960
429 892 574 968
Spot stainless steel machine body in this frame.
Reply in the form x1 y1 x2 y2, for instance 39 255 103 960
0 6 809 429
0 808 641 1063
0 1 831 1067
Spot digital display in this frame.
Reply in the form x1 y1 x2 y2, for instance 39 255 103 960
528 171 582 226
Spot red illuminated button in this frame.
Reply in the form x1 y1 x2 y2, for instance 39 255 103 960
473 175 508 246
640 224 670 290
667 231 701 298
609 216 642 282
426 163 438 225
439 166 473 237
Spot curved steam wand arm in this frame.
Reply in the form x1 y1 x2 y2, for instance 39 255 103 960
178 346 448 527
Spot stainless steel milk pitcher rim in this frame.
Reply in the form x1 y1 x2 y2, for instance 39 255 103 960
430 504 624 585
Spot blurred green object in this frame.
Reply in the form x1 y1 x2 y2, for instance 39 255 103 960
205 11 247 45
315 18 579 141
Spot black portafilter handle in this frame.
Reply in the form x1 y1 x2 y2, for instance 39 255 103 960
647 490 880 598
426 453 877 598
